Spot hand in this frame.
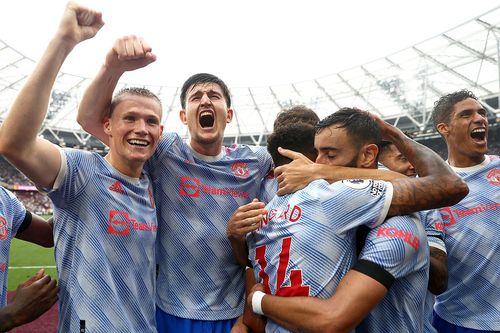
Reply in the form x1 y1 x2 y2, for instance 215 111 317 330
366 111 402 141
247 283 266 309
227 199 266 240
105 35 157 74
274 147 315 195
56 1 104 45
8 269 59 327
230 316 250 333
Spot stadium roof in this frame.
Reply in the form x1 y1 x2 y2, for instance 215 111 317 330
0 5 499 149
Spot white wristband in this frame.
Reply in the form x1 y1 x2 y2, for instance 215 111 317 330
252 290 266 315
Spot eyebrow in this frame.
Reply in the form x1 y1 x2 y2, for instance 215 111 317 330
317 146 338 152
188 89 222 97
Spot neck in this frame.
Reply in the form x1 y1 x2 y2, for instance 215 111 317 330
448 153 485 168
189 139 222 156
105 153 143 179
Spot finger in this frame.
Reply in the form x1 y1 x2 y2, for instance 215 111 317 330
274 165 284 177
237 213 265 226
237 208 267 220
239 224 261 234
278 147 304 160
238 201 266 212
133 37 145 58
30 275 52 288
124 35 137 57
114 38 127 57
139 37 153 53
277 185 289 196
22 269 45 287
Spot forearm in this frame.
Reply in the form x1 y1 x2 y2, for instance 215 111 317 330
261 295 336 333
386 132 468 215
428 247 448 295
313 164 405 183
0 36 75 157
77 63 122 144
0 305 21 331
230 238 249 267
243 269 266 333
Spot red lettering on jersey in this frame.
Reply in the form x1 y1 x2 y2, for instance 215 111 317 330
255 246 271 294
0 263 5 272
289 206 302 223
254 237 310 297
376 227 420 250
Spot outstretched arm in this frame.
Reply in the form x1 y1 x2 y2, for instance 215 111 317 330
369 114 468 216
0 1 103 189
77 35 156 144
248 270 387 333
274 148 405 196
0 269 58 331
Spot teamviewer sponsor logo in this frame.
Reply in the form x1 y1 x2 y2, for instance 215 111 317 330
179 176 249 198
180 176 201 197
438 207 456 227
108 211 131 235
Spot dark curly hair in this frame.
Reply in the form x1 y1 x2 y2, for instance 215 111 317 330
267 123 317 167
273 105 319 130
431 90 478 130
316 107 381 150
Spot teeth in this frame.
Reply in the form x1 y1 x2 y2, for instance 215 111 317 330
128 139 148 146
471 128 485 134
200 111 213 117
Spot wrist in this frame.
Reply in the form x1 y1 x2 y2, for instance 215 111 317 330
251 290 266 315
0 304 21 331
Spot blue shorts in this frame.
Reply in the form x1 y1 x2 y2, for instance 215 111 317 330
432 312 498 333
156 307 238 333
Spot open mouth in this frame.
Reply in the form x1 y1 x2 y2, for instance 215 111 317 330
199 111 215 128
127 139 149 147
470 128 486 141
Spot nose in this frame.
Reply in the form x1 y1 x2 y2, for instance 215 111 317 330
472 111 487 125
200 93 212 106
134 119 147 134
315 154 326 165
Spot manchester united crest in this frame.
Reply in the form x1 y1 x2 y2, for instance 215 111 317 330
231 162 249 178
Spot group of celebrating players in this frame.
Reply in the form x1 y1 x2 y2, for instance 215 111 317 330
0 2 498 333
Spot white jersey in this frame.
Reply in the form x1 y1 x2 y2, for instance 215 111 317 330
0 186 28 309
356 214 429 333
434 155 500 330
420 209 446 333
48 149 157 332
146 133 273 320
247 179 393 333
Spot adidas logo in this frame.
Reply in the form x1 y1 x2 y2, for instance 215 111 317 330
109 181 126 194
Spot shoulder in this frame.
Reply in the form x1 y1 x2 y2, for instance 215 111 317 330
0 186 20 206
